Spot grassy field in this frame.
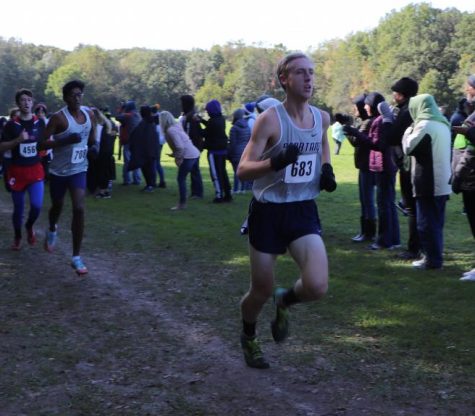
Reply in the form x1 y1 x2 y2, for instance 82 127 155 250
1 138 474 415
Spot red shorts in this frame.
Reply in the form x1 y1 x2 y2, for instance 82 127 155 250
7 163 45 192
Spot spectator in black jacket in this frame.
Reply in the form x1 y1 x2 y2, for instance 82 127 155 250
388 77 419 260
128 106 159 192
198 99 232 203
346 94 376 243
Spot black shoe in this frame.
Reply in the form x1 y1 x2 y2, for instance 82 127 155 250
96 191 111 199
240 334 270 369
212 197 224 203
396 250 420 260
158 182 167 188
396 201 409 216
223 196 233 203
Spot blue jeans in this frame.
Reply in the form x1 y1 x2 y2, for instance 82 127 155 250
178 158 201 204
122 144 141 184
190 157 203 197
416 195 448 267
359 170 376 220
376 171 400 247
155 144 165 185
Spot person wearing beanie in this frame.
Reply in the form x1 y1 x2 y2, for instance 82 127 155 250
197 99 232 203
402 94 451 270
346 93 377 243
391 77 419 99
388 76 420 260
344 92 400 250
237 52 334 369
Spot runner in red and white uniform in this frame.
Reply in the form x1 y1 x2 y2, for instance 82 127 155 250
0 89 45 250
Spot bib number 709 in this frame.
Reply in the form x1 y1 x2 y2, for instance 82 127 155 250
71 146 87 164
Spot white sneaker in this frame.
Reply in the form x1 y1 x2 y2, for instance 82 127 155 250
460 273 475 281
462 268 475 276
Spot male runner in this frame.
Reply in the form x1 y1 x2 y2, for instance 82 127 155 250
237 52 336 368
38 80 96 275
0 89 45 250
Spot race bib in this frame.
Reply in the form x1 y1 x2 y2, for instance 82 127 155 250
19 142 38 157
284 153 316 183
71 146 87 164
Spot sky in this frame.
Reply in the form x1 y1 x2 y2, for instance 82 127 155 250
1 0 473 52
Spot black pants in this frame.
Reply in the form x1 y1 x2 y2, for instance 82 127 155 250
400 168 420 254
463 191 475 238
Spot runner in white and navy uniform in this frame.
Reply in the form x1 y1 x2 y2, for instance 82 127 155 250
237 53 336 369
38 80 96 275
0 89 45 250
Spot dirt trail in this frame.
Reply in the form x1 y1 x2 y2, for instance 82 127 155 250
0 195 432 415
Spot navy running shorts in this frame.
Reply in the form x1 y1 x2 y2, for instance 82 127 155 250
49 171 87 201
248 198 322 254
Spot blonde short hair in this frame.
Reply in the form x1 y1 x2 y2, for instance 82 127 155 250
276 52 311 91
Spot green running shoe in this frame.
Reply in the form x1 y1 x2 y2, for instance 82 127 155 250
271 288 290 343
240 333 270 369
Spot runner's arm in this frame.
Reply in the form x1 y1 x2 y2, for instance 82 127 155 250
320 110 331 165
37 114 81 150
237 109 279 181
0 129 28 151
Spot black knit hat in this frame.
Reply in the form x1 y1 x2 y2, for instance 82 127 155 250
391 77 419 98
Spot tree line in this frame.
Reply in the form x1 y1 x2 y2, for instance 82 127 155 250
0 3 473 118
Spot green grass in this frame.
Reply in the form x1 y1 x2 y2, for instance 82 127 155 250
1 139 474 412
109 142 475 371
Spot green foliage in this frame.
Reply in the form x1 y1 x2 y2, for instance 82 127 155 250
0 4 473 117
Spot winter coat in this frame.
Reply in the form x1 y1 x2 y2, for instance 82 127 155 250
351 116 396 174
452 126 475 193
201 115 228 151
402 94 452 197
181 110 204 151
128 120 158 170
228 118 250 161
348 118 372 171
